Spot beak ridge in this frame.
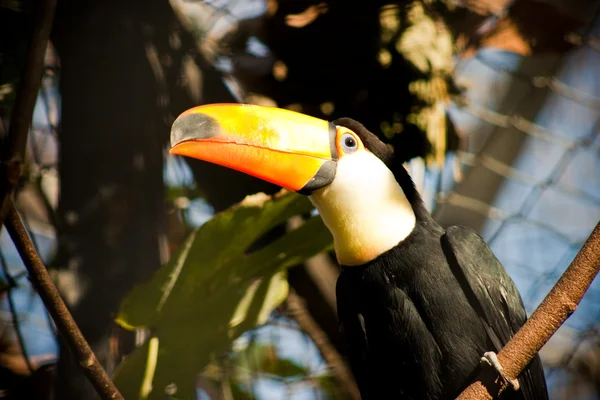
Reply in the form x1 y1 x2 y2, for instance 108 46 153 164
170 112 221 148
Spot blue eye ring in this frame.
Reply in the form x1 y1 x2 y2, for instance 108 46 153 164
341 133 358 154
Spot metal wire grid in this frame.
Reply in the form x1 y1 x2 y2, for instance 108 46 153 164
428 8 600 398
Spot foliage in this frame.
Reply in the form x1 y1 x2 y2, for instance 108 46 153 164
113 190 333 399
199 340 342 399
396 1 455 167
169 0 458 166
230 342 309 379
201 342 309 399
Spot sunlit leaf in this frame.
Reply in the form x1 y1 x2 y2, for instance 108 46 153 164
393 1 455 166
113 190 333 399
396 2 453 76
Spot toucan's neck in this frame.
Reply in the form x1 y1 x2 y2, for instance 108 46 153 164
309 152 417 266
388 157 432 223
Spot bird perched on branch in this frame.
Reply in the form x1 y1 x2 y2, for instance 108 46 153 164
169 104 548 400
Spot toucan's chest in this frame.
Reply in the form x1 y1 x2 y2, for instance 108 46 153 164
347 224 481 326
337 224 489 399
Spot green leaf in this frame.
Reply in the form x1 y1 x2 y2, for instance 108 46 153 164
113 191 333 399
315 374 345 399
396 2 453 76
229 380 256 400
232 343 309 379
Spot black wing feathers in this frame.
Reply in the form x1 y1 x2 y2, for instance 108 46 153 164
442 225 549 400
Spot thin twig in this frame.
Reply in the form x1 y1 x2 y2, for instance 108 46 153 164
5 204 124 400
457 222 600 400
0 0 56 227
286 290 362 400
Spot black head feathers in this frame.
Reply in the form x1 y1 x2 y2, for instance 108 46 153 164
333 117 427 217
334 117 394 165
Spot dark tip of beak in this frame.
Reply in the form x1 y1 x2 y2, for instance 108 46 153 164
297 160 337 195
170 112 221 147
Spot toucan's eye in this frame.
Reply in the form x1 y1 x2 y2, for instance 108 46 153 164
341 133 358 154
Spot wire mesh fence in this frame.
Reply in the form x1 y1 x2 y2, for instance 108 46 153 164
424 7 600 398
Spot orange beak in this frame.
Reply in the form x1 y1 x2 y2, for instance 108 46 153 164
169 104 338 194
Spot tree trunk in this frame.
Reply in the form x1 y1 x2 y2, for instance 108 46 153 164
51 1 171 397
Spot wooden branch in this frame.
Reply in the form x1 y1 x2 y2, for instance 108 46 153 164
5 204 124 400
0 0 56 227
286 290 362 400
458 222 600 400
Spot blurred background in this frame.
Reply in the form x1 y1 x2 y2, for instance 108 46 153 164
1 0 600 399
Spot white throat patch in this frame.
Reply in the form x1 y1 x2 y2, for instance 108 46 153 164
309 151 416 266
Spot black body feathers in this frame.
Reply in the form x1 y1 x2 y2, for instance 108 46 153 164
336 224 548 399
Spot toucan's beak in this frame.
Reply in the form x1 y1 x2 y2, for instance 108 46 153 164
169 104 338 194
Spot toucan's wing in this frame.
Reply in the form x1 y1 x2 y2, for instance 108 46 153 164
336 271 373 399
442 225 549 400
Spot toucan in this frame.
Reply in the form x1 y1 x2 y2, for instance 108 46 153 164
169 104 549 400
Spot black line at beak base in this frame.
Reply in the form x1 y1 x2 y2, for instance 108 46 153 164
297 160 337 195
329 122 338 161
